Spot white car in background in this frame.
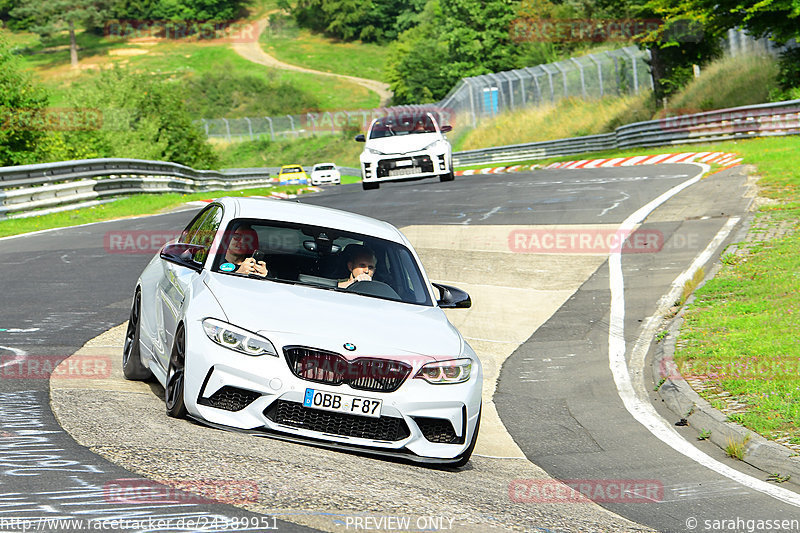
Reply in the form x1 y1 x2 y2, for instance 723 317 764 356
123 197 482 466
310 163 341 185
356 112 454 190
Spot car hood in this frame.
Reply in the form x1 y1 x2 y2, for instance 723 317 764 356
204 273 463 362
366 133 444 155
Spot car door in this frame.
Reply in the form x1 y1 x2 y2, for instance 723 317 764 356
155 204 223 371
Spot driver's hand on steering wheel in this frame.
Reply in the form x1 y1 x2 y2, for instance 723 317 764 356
353 272 372 282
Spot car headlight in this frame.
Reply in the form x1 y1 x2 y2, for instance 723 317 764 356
423 139 447 152
365 147 385 155
202 318 278 357
414 358 472 384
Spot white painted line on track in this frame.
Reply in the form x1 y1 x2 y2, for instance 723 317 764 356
0 346 27 367
607 163 800 507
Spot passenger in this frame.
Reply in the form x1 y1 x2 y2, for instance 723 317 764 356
338 245 377 288
225 225 268 277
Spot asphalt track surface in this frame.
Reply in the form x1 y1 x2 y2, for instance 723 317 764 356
1 164 799 532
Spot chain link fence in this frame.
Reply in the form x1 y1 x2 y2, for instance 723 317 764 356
439 46 651 128
199 46 653 142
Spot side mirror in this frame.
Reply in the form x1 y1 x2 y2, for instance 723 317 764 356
440 125 453 133
432 282 471 309
160 243 205 271
355 134 366 142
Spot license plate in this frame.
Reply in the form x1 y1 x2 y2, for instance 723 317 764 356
303 388 382 418
394 159 413 167
389 168 418 177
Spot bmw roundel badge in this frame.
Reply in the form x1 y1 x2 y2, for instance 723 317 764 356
343 343 356 351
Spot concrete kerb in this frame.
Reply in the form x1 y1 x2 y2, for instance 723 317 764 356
651 214 800 488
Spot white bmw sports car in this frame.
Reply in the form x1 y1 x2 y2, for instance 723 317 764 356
355 112 454 190
123 197 482 466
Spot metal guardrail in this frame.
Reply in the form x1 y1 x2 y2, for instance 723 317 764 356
453 99 800 166
0 158 273 219
2 101 799 219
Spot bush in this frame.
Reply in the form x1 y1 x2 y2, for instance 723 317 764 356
771 47 800 101
182 68 320 118
59 68 218 168
0 33 49 166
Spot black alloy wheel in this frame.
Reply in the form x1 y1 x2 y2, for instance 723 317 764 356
122 290 152 380
165 326 187 418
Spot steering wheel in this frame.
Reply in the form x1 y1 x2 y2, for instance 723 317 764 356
344 280 401 300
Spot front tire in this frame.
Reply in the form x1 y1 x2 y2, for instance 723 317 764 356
439 171 455 182
362 181 379 190
122 290 152 380
165 325 187 418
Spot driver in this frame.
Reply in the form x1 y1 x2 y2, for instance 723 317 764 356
338 245 376 288
225 225 268 277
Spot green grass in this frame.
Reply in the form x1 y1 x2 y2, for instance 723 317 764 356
724 434 751 460
668 136 800 445
12 30 379 115
455 92 656 151
667 52 779 112
0 185 314 238
260 14 389 82
213 134 362 169
455 52 781 152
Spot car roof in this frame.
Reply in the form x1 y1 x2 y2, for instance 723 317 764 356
313 162 336 167
217 197 405 243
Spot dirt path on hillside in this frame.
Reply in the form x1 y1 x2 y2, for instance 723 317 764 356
232 18 392 106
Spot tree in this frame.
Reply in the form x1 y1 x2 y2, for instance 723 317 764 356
292 0 426 43
0 34 50 166
11 0 110 67
385 2 452 104
648 0 800 43
62 68 218 168
386 0 528 104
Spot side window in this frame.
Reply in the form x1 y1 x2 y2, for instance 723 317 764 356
180 206 213 243
191 206 223 264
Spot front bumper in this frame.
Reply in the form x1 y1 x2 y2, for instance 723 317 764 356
310 174 341 185
360 149 451 183
183 320 482 461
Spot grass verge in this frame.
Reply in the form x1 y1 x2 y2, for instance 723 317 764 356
454 52 780 152
260 14 389 82
0 185 314 239
13 31 379 114
213 135 362 169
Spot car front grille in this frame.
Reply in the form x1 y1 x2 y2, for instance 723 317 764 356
413 417 465 444
197 386 261 412
264 400 411 441
284 347 412 393
376 156 434 178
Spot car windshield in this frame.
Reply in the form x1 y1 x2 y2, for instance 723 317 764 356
211 219 433 306
369 115 437 139
315 164 335 171
282 166 303 173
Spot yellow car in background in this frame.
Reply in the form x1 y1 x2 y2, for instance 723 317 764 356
278 165 309 185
